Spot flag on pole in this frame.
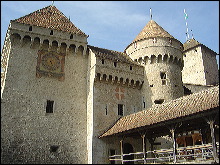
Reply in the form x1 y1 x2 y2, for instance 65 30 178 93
184 9 188 20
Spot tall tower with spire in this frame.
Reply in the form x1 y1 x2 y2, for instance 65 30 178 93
125 19 184 108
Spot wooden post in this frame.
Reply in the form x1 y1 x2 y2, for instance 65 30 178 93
141 134 147 164
120 139 124 164
207 120 218 163
170 128 177 163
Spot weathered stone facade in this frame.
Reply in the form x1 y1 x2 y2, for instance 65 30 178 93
1 5 219 164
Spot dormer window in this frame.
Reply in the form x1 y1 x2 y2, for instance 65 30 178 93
169 39 172 44
134 42 137 49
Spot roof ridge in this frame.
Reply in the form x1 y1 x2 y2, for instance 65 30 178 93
88 45 140 65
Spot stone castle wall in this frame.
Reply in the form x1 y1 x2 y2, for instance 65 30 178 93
182 45 219 86
1 22 89 164
91 56 144 163
201 47 219 85
182 47 206 85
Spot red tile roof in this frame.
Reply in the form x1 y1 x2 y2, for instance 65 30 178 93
12 5 87 37
99 85 219 138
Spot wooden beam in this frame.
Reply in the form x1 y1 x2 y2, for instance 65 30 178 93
141 134 147 164
207 119 218 163
170 128 177 163
120 139 124 164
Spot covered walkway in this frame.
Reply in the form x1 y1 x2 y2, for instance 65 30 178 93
99 86 219 164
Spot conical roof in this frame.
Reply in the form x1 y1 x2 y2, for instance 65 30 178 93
132 20 174 43
183 38 201 51
11 5 87 37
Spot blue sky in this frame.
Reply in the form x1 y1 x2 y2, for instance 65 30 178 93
1 1 219 67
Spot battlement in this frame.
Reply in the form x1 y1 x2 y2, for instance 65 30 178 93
8 21 88 56
94 58 144 89
125 37 184 69
135 53 184 69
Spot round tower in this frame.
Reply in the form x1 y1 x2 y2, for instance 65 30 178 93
125 20 184 108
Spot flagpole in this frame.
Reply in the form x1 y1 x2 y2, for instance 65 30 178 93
150 8 152 20
184 9 189 41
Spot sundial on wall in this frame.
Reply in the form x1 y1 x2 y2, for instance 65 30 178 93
36 50 65 81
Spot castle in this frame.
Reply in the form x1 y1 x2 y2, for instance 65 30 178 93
1 5 219 164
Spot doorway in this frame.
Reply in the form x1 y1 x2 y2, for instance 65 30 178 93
123 143 134 164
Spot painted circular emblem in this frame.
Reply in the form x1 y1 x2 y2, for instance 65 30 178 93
42 53 60 71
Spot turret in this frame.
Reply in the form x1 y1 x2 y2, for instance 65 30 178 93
182 38 219 86
125 20 184 108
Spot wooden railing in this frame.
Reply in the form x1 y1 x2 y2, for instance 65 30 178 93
109 143 219 164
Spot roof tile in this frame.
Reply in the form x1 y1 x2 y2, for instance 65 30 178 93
132 20 174 43
12 5 87 37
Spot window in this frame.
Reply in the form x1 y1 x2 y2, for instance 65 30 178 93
160 72 167 85
46 100 54 113
169 39 172 44
160 72 166 79
105 104 108 115
50 30 53 35
143 97 146 108
102 59 105 64
29 26 32 31
70 34 73 39
154 99 164 104
50 145 59 152
118 104 123 116
114 62 117 67
130 66 133 70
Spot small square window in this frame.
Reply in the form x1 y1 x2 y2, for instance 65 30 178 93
118 104 123 116
162 80 166 85
50 145 59 152
46 100 54 113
